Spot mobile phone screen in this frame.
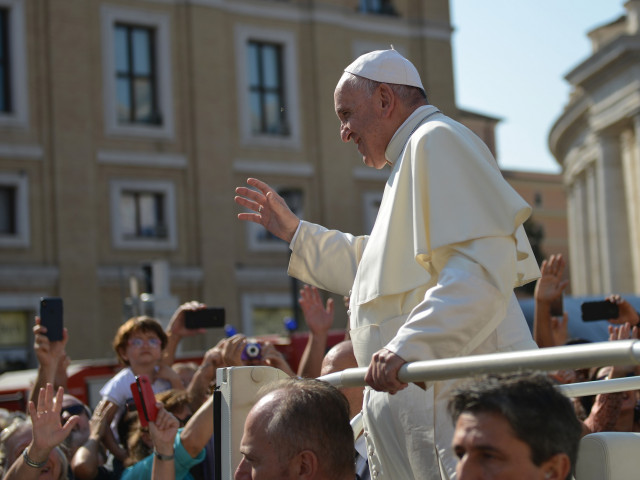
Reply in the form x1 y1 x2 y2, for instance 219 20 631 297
581 301 619 322
39 297 64 341
185 308 226 329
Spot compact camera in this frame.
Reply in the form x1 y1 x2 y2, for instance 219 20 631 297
242 342 262 361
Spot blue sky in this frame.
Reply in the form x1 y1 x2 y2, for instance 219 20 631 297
450 1 626 173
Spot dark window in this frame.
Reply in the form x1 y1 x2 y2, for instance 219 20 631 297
359 0 396 14
534 192 542 207
247 41 288 135
114 24 160 125
120 191 167 239
0 185 16 234
0 8 12 113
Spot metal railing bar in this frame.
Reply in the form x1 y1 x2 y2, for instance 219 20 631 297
319 340 640 388
559 376 640 397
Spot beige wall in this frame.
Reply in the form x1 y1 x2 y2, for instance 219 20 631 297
0 0 459 366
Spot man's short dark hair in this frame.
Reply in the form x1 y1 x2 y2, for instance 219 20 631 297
257 377 355 477
448 372 582 480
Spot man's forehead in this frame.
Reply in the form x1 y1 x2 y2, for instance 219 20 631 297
454 411 517 445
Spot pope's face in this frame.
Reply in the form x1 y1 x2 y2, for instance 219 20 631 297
334 79 389 169
452 411 552 480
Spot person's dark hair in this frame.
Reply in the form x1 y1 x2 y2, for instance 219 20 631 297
112 316 168 365
343 73 428 106
448 372 582 480
256 378 355 478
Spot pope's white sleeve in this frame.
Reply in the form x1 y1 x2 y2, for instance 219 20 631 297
385 235 516 363
288 220 368 296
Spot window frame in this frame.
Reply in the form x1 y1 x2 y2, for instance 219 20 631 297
114 23 160 126
247 40 288 136
235 25 300 149
240 292 293 336
109 179 177 250
0 0 27 128
0 172 29 248
101 5 174 139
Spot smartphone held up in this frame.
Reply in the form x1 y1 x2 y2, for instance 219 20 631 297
39 297 64 342
130 374 158 428
184 307 225 329
581 300 620 322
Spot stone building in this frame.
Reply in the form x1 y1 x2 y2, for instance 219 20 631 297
549 0 640 296
0 0 461 368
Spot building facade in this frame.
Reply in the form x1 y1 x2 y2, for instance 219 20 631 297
549 0 640 296
0 0 461 369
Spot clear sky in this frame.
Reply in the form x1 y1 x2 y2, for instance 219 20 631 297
450 1 627 173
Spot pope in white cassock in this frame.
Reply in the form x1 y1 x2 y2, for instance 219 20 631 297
234 49 541 480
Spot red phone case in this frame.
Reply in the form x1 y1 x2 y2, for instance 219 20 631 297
129 374 158 427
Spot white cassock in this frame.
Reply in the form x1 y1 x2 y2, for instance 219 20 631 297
288 105 541 479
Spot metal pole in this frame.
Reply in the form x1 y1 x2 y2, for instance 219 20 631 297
319 340 640 388
558 376 640 397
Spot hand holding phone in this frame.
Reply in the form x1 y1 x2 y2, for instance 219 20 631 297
130 374 158 427
39 297 64 342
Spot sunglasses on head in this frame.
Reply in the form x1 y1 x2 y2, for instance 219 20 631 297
60 404 91 423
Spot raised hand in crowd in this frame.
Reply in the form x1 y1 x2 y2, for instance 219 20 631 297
297 285 335 378
605 294 640 327
4 384 78 480
533 254 570 348
187 338 228 411
29 316 70 406
583 322 640 434
164 301 208 366
149 404 179 480
71 398 118 480
221 334 247 367
235 177 300 243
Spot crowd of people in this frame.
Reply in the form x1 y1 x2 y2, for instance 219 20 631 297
2 47 639 480
0 266 636 480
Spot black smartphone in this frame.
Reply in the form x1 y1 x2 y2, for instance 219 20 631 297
39 297 64 341
185 307 225 329
581 300 619 322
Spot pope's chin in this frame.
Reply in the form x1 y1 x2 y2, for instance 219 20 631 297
362 155 387 170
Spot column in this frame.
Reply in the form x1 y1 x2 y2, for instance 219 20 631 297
595 132 633 294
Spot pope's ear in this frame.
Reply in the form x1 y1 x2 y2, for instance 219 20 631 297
377 83 395 117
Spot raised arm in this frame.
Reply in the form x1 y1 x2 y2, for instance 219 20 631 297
71 399 117 480
234 177 300 243
533 254 569 348
29 317 69 406
297 285 335 378
605 294 640 327
179 393 215 458
163 301 207 366
5 384 78 480
149 404 179 480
